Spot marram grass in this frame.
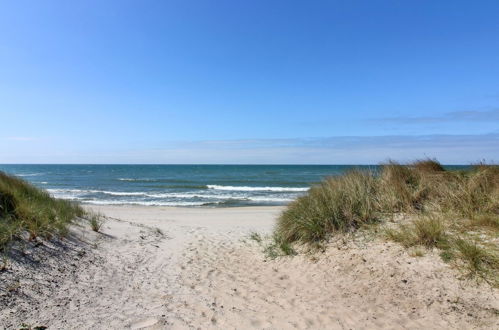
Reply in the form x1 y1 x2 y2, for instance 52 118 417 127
273 159 499 285
276 160 498 245
276 170 378 243
0 171 85 250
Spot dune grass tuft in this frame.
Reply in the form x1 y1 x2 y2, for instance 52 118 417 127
249 231 263 243
467 214 499 230
263 233 297 258
385 215 447 248
88 211 105 232
408 246 425 257
276 160 498 247
444 238 499 286
273 159 499 285
0 171 85 251
412 158 446 172
277 170 378 244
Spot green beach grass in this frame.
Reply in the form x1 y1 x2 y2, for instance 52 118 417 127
271 159 499 286
0 171 86 251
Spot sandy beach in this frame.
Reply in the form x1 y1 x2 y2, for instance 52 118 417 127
3 1 499 328
1 205 498 329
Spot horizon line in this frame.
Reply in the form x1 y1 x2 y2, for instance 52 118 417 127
0 163 476 166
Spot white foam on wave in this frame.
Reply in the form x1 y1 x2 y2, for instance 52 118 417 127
47 189 85 198
83 200 206 206
207 185 308 192
118 178 156 182
83 197 292 206
101 191 146 196
48 188 94 193
145 192 235 199
48 189 237 200
47 188 299 205
17 173 44 177
147 193 295 203
246 196 295 203
48 188 147 197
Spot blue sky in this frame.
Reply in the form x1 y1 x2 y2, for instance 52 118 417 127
1 0 498 164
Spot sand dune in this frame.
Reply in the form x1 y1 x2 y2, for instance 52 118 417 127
1 205 497 329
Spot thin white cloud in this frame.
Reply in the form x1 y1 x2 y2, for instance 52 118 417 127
120 133 499 164
369 108 499 124
1 134 497 164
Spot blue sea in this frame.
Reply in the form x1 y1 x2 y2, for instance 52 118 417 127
0 164 466 207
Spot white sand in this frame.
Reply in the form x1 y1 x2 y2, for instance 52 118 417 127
1 205 497 329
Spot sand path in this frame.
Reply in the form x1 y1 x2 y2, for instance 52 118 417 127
1 205 497 329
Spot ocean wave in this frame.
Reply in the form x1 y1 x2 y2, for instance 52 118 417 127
48 188 90 193
47 188 87 196
202 196 292 206
17 173 44 177
47 189 236 199
62 196 292 206
48 189 150 197
82 200 206 206
103 191 146 196
207 185 308 192
150 194 293 202
46 188 299 206
246 196 294 202
144 192 236 199
48 188 100 194
118 178 157 182
167 185 209 189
